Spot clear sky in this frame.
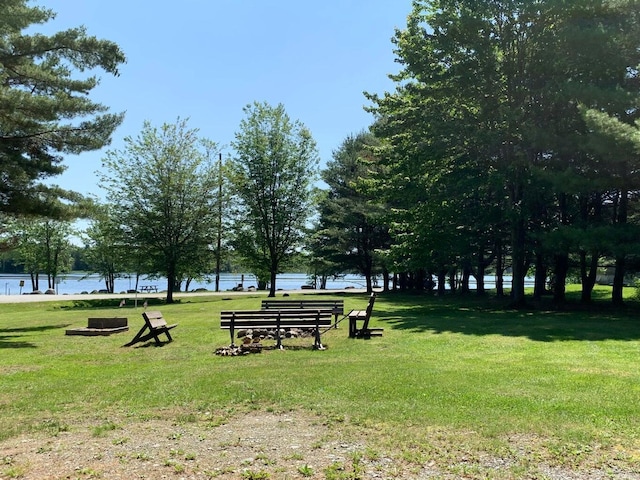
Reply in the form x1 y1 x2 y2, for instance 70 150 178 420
38 1 412 198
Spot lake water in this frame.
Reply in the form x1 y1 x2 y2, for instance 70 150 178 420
0 272 371 296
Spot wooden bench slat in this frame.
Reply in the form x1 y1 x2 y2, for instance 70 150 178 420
261 299 344 328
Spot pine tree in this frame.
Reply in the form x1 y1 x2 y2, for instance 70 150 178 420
0 0 126 216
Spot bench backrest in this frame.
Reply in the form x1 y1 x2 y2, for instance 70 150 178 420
143 311 168 329
261 299 343 314
221 309 333 329
361 293 376 328
365 293 376 316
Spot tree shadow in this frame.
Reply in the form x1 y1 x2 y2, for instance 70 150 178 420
59 297 171 310
377 294 640 342
0 324 71 349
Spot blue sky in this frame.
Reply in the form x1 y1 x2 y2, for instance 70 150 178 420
39 1 412 197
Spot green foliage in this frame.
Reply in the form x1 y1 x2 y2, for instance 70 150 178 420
297 464 314 477
99 119 222 302
311 131 390 292
367 0 640 304
241 469 270 479
82 205 131 293
229 102 319 296
0 0 125 217
9 217 74 291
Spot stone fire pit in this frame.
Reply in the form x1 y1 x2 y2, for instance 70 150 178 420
65 317 129 336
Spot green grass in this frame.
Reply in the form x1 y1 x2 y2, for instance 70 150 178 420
2 287 640 474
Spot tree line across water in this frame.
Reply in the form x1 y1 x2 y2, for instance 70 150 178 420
2 1 640 306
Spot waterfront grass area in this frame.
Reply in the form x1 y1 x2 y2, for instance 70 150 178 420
1 287 640 476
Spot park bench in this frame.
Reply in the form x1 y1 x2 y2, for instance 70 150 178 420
261 298 344 325
348 293 383 338
123 310 177 346
220 309 333 350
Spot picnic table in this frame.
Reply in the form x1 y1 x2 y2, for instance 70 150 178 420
139 285 158 293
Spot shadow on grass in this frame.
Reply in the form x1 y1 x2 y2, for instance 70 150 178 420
59 297 171 310
123 340 172 348
0 324 70 349
377 293 640 342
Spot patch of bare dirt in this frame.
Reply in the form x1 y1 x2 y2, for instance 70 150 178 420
2 410 640 479
0 411 392 479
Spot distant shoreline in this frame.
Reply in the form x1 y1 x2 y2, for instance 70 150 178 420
0 288 369 304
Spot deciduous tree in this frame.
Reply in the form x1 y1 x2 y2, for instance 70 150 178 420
229 102 319 297
99 119 221 303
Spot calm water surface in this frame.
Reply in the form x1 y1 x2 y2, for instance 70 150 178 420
0 273 370 296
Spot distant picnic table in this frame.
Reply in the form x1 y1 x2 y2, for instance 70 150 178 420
139 285 158 293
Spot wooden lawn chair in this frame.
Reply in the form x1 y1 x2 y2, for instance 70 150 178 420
123 311 177 346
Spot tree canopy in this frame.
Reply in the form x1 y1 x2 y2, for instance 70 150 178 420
99 119 221 303
229 101 319 297
367 0 640 305
0 0 125 217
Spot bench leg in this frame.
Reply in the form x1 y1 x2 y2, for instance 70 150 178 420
123 325 149 347
275 316 283 349
229 322 236 347
349 317 357 338
163 329 173 343
313 328 325 350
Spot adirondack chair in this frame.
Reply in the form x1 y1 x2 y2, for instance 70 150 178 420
348 293 382 338
123 311 177 346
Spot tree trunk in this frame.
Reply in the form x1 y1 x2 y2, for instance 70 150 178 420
382 267 390 292
414 269 425 292
552 253 568 304
166 262 176 303
612 188 628 306
105 272 115 293
495 241 504 297
612 255 625 306
510 218 527 308
475 250 486 296
365 274 373 294
437 270 446 295
268 268 277 297
533 252 547 301
460 264 471 294
475 269 485 296
398 272 408 290
580 250 598 304
448 268 457 293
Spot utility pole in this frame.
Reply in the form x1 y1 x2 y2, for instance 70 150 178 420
215 152 223 292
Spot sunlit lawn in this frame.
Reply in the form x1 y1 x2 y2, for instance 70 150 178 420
1 285 640 475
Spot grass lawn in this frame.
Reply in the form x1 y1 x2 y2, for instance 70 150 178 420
1 287 640 478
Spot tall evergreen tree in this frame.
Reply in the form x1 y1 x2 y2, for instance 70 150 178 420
314 131 390 293
0 0 126 216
